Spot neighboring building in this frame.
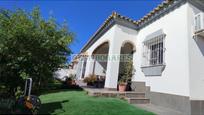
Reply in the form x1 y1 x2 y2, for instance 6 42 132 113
54 65 76 81
75 0 204 114
70 54 87 80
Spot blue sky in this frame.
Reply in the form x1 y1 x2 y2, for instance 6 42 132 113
0 0 162 55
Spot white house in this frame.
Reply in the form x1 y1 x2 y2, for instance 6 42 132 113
54 65 76 81
74 0 204 114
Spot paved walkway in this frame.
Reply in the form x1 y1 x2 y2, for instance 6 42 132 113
134 104 184 115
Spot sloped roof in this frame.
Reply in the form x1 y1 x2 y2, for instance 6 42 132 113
80 12 138 52
80 0 203 53
137 0 175 26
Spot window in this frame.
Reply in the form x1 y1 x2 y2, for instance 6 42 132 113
142 34 165 67
195 14 201 31
194 13 204 32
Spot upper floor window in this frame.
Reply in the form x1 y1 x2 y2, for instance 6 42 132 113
142 34 165 67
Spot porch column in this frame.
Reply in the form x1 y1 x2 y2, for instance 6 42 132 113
80 58 85 79
104 41 121 90
84 55 94 77
76 57 83 80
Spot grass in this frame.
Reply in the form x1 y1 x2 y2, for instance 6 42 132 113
39 90 155 115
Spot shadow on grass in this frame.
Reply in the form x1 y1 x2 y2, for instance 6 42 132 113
39 100 69 114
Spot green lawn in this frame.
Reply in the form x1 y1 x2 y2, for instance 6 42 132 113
39 90 154 115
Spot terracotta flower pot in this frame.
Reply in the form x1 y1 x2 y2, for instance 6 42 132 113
118 84 127 92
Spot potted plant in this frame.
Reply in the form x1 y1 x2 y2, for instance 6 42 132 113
83 74 97 86
118 79 127 92
118 60 134 92
83 77 90 85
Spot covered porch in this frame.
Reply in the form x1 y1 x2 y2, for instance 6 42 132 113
75 12 138 90
78 40 135 90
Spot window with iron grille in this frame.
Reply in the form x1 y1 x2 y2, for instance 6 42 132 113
142 34 165 67
195 14 201 31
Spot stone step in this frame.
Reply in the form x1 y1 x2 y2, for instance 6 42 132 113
125 92 145 98
89 91 146 98
125 97 150 104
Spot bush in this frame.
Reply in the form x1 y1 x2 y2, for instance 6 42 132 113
83 74 97 86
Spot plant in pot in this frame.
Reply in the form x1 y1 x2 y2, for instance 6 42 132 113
118 60 134 92
118 78 127 92
83 74 97 86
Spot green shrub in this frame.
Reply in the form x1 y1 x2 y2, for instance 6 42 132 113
83 74 97 84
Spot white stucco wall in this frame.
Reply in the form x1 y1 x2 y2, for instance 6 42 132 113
187 3 204 100
76 58 83 79
84 24 137 88
84 25 116 78
133 4 190 97
81 2 204 98
104 24 137 88
94 61 106 76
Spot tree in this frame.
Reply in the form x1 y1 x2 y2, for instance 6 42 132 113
0 7 74 97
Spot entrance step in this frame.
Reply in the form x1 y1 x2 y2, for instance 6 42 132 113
82 87 150 104
88 91 146 98
125 92 145 98
125 97 150 104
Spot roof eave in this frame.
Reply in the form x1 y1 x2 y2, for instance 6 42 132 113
80 0 203 54
80 13 138 53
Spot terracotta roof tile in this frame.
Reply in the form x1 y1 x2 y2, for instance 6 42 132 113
137 0 176 25
80 0 182 53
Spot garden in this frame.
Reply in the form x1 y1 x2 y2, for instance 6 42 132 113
0 7 154 115
39 89 154 115
0 7 74 114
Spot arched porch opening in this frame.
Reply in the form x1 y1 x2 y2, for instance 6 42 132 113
118 41 135 90
91 42 109 87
